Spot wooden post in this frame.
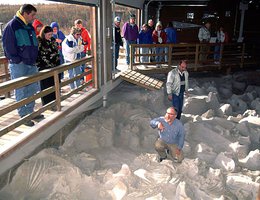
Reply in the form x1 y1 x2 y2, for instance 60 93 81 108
219 43 224 70
195 44 199 71
54 71 61 111
130 44 133 70
168 44 172 69
4 62 10 98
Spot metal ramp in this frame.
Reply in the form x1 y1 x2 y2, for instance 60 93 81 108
120 70 164 90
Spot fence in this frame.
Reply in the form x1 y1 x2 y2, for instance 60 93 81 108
129 42 260 72
0 56 95 137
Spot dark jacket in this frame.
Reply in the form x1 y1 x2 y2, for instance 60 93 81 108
138 30 153 44
2 16 38 65
36 37 60 71
115 26 123 46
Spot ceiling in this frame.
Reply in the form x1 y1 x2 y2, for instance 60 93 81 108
143 0 259 9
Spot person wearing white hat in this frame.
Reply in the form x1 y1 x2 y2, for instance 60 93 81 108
152 21 167 66
113 16 123 72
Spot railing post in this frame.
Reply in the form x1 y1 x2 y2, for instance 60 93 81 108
54 71 61 111
4 62 10 98
219 43 224 70
195 44 199 71
130 44 133 70
168 44 172 68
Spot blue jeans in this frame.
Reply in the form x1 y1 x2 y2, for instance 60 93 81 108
9 62 39 117
172 92 184 119
214 44 222 61
155 47 164 62
140 47 149 63
125 40 136 65
66 60 81 89
80 52 86 80
114 43 120 70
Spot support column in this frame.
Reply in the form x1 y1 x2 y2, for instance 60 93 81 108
237 2 248 42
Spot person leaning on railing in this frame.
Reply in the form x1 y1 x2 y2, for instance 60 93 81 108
152 21 167 67
62 26 84 90
36 26 60 108
2 4 44 127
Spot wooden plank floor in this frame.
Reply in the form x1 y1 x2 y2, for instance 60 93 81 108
0 97 55 147
0 84 92 148
120 70 164 90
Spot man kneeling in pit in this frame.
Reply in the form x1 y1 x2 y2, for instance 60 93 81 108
150 107 185 163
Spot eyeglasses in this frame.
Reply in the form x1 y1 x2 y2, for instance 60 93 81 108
76 34 81 36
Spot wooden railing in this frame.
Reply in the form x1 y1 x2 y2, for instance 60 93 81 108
129 42 260 72
0 56 95 137
0 56 10 98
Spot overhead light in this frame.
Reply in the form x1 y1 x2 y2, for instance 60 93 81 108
168 4 208 7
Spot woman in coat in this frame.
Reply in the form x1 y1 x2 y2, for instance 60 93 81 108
36 25 60 106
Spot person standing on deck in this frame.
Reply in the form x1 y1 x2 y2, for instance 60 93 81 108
2 4 44 127
166 60 189 120
164 21 177 62
214 26 228 64
152 21 167 67
113 16 123 72
122 14 139 66
50 21 65 79
36 26 60 108
74 19 91 82
138 23 153 66
32 18 43 36
147 19 155 62
62 26 84 90
198 21 211 63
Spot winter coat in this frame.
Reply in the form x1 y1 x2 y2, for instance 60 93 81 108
62 34 84 62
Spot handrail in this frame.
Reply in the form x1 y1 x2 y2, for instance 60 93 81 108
0 56 10 98
129 42 259 72
0 56 95 137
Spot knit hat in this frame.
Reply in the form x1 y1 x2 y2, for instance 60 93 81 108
129 14 136 19
114 16 121 22
156 21 162 27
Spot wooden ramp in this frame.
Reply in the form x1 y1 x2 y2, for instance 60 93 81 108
120 70 164 90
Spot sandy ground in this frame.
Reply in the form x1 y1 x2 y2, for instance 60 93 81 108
0 72 259 200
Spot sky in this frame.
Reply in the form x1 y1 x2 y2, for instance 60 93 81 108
0 0 57 4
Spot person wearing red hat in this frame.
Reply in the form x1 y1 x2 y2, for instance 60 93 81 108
32 18 43 36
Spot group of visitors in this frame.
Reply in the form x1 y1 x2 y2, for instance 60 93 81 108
2 4 91 126
113 14 188 164
2 4 188 164
198 21 229 64
113 15 177 71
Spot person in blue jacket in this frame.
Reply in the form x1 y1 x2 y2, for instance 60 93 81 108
164 22 177 62
138 23 153 66
50 21 65 79
2 4 43 127
150 107 185 163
